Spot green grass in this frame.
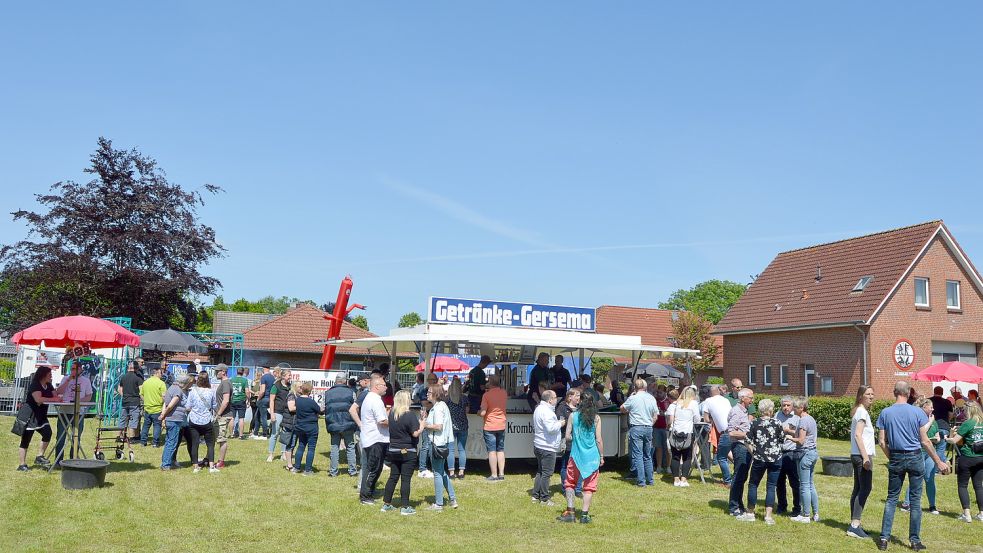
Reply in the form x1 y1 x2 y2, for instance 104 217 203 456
0 427 980 553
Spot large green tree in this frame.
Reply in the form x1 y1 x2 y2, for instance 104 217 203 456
0 137 224 333
397 312 423 328
350 314 369 331
658 279 747 324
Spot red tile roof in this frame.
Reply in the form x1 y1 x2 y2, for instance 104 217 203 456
716 221 943 334
243 304 405 357
595 305 724 367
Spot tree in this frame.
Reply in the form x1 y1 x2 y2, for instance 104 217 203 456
0 137 224 333
667 310 719 374
195 295 317 332
658 279 747 324
350 315 369 331
397 312 423 328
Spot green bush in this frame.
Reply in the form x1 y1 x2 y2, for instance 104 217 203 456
0 358 15 382
705 376 724 385
751 393 893 440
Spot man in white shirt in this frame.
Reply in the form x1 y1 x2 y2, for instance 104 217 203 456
358 376 390 505
54 365 93 464
532 390 566 505
702 384 733 486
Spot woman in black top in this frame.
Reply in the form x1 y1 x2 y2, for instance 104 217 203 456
17 366 60 471
289 382 324 475
382 390 424 515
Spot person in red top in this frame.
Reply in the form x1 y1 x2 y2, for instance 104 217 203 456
480 375 508 481
652 384 670 474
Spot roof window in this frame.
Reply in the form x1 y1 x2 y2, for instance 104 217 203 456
852 276 873 293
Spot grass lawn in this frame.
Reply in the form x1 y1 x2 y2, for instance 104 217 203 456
0 427 980 553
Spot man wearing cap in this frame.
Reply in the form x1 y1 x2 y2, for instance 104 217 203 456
325 375 358 477
466 355 491 413
213 364 233 469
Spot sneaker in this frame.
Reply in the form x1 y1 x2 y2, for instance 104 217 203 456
531 497 540 503
681 481 690 487
34 455 51 467
846 525 869 539
580 513 592 524
400 507 416 516
193 466 201 473
302 471 314 477
976 512 983 522
909 542 926 552
251 435 266 440
485 476 499 482
266 455 273 463
360 499 376 506
812 514 820 522
764 517 776 526
160 466 172 471
450 501 458 509
958 513 973 523
215 461 225 469
209 467 220 474
557 510 576 523
877 538 888 551
673 481 681 487
790 515 811 523
737 513 755 522
928 507 939 515
16 465 29 472
899 503 910 512
457 472 465 480
543 500 556 507
496 476 505 481
380 504 397 513
427 504 444 511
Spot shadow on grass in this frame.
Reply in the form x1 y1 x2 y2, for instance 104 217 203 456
106 462 158 473
708 499 730 513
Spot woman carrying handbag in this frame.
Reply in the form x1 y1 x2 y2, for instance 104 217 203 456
423 385 458 510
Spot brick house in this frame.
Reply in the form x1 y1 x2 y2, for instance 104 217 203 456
715 221 982 399
242 304 412 371
595 305 725 386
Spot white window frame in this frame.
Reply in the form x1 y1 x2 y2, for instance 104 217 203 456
779 364 788 387
914 277 930 307
820 376 834 394
852 276 873 292
946 280 961 309
763 364 772 386
747 365 756 386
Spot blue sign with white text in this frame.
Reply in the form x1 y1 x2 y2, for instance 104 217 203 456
428 297 596 332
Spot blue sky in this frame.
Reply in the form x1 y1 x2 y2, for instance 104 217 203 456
2 2 983 332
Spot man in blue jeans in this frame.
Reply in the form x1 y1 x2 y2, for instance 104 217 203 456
620 378 659 487
727 388 754 515
877 381 949 551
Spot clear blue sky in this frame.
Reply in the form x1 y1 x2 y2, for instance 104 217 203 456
2 3 983 332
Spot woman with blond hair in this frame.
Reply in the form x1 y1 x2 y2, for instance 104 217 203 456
289 381 323 475
666 386 700 487
946 399 983 523
742 399 785 524
424 385 458 510
446 378 469 479
381 390 424 515
847 386 876 538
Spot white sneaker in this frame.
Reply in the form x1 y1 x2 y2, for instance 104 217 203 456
812 514 820 522
737 513 755 522
209 467 220 474
790 515 811 523
976 512 983 522
681 481 690 487
193 466 201 473
266 455 273 463
958 513 972 523
673 481 681 487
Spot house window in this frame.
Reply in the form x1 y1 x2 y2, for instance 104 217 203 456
763 365 772 386
852 276 874 292
820 376 834 394
947 280 961 309
747 365 756 386
780 364 788 386
914 277 930 307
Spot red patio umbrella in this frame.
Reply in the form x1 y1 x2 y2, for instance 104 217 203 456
415 357 471 373
12 316 141 349
912 361 983 384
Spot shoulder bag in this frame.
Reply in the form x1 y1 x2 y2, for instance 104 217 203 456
11 403 32 436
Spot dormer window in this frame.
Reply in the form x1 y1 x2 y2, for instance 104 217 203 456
852 276 873 293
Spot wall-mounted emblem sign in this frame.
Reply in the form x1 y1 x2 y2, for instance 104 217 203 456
893 339 915 370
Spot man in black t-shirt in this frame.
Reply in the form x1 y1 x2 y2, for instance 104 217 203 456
550 355 572 397
466 355 491 413
527 353 552 411
117 360 144 440
930 386 953 436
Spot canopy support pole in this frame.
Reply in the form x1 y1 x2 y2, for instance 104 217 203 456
578 348 585 379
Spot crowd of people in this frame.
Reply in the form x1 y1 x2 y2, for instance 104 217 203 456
11 355 983 541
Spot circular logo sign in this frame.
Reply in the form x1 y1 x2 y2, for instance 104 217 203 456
893 339 915 370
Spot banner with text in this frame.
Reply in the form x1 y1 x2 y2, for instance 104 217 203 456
428 297 596 332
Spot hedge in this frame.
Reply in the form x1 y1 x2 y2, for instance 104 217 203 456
752 393 893 440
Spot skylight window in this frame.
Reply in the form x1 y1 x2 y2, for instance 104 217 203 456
852 276 873 292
